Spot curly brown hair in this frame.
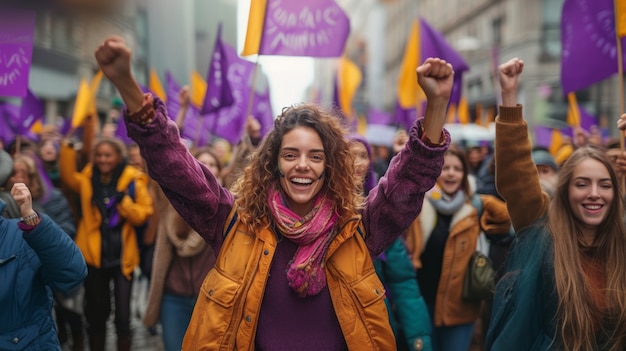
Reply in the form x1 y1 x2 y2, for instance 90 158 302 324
231 104 362 232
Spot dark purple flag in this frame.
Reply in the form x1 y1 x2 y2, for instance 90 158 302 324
0 7 35 98
0 103 16 144
368 107 391 126
201 24 235 115
165 70 201 144
561 0 626 93
394 101 416 132
258 0 350 57
420 18 469 105
252 86 274 138
115 115 133 145
211 42 255 145
17 89 44 134
578 104 597 132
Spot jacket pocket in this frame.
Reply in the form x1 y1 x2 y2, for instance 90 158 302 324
201 268 241 308
350 269 386 307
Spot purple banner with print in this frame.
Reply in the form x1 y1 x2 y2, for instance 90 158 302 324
259 0 350 57
0 7 35 98
561 0 626 93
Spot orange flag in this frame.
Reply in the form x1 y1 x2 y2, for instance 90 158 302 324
337 56 362 118
149 69 166 102
397 20 425 109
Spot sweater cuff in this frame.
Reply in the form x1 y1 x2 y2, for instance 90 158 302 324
497 104 523 123
126 94 155 125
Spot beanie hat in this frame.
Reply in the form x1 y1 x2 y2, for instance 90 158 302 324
532 149 558 171
0 150 13 187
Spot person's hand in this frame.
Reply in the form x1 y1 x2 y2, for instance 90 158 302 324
94 36 133 86
245 115 261 140
179 86 190 109
392 130 408 154
11 183 35 219
617 113 626 131
416 57 454 104
499 58 524 106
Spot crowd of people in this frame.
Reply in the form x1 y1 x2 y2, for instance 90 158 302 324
2 34 626 351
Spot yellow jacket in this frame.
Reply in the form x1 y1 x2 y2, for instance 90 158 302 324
405 194 510 326
182 211 396 351
60 144 153 279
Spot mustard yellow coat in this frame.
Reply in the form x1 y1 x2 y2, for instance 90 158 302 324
182 212 395 351
405 194 510 327
60 144 153 279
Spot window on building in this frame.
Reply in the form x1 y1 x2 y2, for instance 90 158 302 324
540 0 564 61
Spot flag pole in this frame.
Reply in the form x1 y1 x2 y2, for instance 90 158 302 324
246 56 261 121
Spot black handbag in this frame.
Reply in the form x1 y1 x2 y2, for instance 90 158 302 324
462 251 495 302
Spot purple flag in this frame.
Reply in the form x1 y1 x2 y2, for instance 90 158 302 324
368 108 392 126
257 0 350 57
17 89 44 135
165 71 201 144
211 43 255 145
201 24 235 114
0 7 35 98
578 104 597 132
115 115 133 145
561 0 626 93
0 104 16 144
394 101 417 132
252 86 274 138
419 18 469 106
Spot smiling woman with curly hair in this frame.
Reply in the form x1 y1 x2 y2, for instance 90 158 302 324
96 35 455 351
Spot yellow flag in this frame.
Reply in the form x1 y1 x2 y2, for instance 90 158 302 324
458 96 470 124
337 56 362 118
190 71 207 109
446 103 457 124
149 69 166 101
616 0 626 38
566 92 580 127
397 20 425 108
549 129 563 156
475 103 484 126
242 0 268 56
88 70 103 116
71 78 91 128
30 120 43 134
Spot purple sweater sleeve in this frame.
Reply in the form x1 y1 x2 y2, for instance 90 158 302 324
125 97 234 252
363 118 449 257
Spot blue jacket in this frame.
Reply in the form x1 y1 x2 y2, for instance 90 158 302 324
485 224 557 351
375 238 432 351
0 205 87 350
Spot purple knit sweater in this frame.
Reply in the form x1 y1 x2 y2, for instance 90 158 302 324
126 97 448 350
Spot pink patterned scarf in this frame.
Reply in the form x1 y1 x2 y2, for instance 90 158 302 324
267 183 339 297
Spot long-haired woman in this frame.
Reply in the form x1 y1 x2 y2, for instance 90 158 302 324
487 57 626 351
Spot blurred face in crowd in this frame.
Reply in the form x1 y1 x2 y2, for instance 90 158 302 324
127 145 145 172
197 151 220 177
8 160 32 187
278 126 326 217
94 142 122 176
467 147 483 170
39 140 58 163
439 153 464 196
568 158 613 239
350 141 369 186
